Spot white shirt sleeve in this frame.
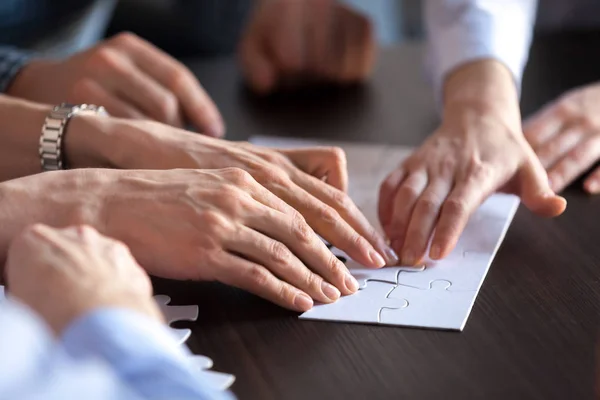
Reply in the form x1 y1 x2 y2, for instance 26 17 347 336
424 0 538 104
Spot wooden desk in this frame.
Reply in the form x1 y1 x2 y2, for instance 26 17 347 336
153 33 600 399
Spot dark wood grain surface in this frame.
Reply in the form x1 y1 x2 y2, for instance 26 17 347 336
152 33 600 400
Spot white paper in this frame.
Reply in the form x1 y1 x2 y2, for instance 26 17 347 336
250 136 519 331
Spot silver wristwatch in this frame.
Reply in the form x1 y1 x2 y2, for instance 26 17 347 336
39 103 109 171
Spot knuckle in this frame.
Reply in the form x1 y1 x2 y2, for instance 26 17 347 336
198 210 229 232
255 165 288 183
166 67 193 92
327 146 347 164
269 241 291 265
88 47 124 74
246 264 271 287
110 31 140 48
291 216 314 244
331 190 352 211
327 252 345 277
318 206 340 225
223 167 253 186
465 158 493 183
416 196 439 214
443 197 468 217
155 93 179 122
398 184 420 200
440 155 456 172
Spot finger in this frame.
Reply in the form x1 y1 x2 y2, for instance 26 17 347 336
101 57 185 128
268 176 388 268
401 178 452 265
523 106 565 149
295 170 400 266
69 78 146 119
305 0 334 77
263 1 307 81
547 136 600 193
280 147 349 192
237 170 299 217
535 126 586 168
247 206 358 295
226 226 341 303
430 182 488 260
388 171 428 255
118 36 224 136
239 24 278 94
517 151 567 217
378 167 405 236
584 164 600 194
214 252 313 312
335 6 375 82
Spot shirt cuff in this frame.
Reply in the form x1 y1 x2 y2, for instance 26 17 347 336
425 1 536 110
0 47 34 93
61 308 192 369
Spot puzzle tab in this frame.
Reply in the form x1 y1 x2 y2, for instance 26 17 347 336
380 281 476 331
153 294 236 390
300 281 407 324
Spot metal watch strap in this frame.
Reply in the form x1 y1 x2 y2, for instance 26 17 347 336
39 103 107 171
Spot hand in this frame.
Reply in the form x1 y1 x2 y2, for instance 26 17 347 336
66 116 398 269
239 0 376 94
7 32 224 137
524 83 600 194
0 168 379 312
378 60 566 265
5 224 161 334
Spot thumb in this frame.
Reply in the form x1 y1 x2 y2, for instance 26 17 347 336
281 147 348 192
518 155 567 217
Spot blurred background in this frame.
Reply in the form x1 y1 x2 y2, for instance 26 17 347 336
104 0 421 56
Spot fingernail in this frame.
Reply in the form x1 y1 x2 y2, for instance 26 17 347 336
294 293 314 312
383 246 399 265
390 239 402 254
345 272 359 292
369 249 386 268
321 281 341 301
402 249 416 266
430 244 441 260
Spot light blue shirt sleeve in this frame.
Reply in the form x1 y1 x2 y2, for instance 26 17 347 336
424 0 538 105
0 299 234 400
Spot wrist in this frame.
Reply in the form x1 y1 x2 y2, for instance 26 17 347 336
0 170 110 263
442 59 521 125
64 112 120 169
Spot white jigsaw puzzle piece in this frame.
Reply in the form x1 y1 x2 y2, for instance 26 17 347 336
251 136 519 331
154 294 199 324
189 355 236 390
197 369 237 391
300 281 407 324
190 355 214 369
326 239 426 288
153 295 198 346
380 280 476 331
351 261 426 289
154 295 236 389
